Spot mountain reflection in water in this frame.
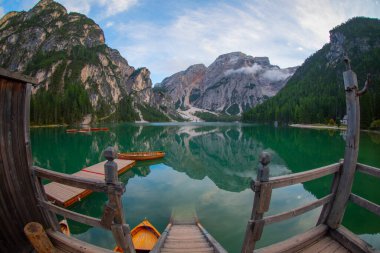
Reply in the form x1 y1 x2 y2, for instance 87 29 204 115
31 123 380 251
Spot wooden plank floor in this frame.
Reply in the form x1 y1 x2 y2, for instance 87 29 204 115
44 159 135 207
160 224 214 253
299 235 351 252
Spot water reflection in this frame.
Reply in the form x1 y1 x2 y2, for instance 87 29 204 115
30 123 380 251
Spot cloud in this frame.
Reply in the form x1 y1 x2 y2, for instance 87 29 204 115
57 0 137 18
224 64 263 76
262 69 293 82
105 21 114 28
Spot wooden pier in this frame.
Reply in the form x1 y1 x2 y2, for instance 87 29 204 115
43 159 136 207
151 215 227 253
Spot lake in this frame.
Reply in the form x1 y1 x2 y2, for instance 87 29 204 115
30 123 380 252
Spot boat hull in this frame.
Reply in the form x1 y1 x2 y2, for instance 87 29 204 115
118 151 165 161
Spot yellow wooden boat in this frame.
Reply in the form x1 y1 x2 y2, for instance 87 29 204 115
117 151 165 161
114 219 160 252
59 219 70 237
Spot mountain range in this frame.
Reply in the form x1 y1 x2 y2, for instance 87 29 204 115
0 0 177 124
156 52 297 119
243 17 380 128
1 1 378 126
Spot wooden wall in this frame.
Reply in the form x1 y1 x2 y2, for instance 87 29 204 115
0 69 49 252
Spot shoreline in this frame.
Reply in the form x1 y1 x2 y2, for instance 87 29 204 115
289 124 347 130
290 123 380 134
30 124 67 128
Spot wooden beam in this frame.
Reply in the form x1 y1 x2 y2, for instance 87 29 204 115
268 163 340 189
356 163 380 178
255 225 328 253
262 194 333 225
33 166 124 193
198 222 227 253
151 223 172 253
327 67 361 229
40 200 105 229
329 226 378 253
46 229 114 253
0 67 38 85
317 161 343 225
349 193 380 216
242 152 272 253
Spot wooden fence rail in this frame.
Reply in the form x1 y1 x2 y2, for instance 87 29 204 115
242 154 343 253
32 147 135 253
356 163 380 178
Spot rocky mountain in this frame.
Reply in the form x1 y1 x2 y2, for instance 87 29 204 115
243 17 380 128
156 52 297 115
0 0 173 124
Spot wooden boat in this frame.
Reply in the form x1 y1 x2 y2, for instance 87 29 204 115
114 219 160 252
118 151 165 161
66 129 78 133
59 219 70 237
66 127 109 133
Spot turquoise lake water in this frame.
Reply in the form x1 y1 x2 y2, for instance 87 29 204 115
30 123 380 252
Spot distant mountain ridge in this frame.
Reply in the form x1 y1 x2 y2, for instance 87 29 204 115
242 17 380 128
156 52 297 116
0 0 176 124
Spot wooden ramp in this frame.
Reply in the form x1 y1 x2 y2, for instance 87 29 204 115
44 159 135 207
153 213 227 253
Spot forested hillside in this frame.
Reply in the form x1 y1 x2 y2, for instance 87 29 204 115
243 17 380 128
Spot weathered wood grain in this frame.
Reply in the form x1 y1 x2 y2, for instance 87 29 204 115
268 163 340 189
0 75 50 252
349 193 380 216
255 225 328 253
40 200 104 229
262 194 333 225
46 229 114 253
0 67 38 85
198 222 228 253
356 163 380 178
327 68 361 229
241 152 272 253
329 226 378 253
317 161 343 225
33 166 123 193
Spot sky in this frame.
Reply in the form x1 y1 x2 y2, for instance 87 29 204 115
1 0 380 84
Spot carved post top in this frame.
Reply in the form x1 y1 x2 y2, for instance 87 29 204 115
257 152 271 182
259 152 271 166
103 147 118 184
104 147 117 161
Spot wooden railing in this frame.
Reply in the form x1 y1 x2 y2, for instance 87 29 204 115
349 163 380 217
241 153 380 253
31 147 135 253
241 152 342 252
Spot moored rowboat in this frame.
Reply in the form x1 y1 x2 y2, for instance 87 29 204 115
66 127 109 133
118 151 165 161
59 219 70 237
114 219 160 252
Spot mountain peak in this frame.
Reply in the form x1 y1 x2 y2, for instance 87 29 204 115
33 0 67 14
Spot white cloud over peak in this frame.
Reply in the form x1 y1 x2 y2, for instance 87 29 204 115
115 0 380 84
225 64 263 76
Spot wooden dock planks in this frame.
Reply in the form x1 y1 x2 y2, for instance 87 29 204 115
44 159 135 207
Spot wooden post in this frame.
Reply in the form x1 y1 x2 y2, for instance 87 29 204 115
317 159 343 225
327 59 361 229
241 152 272 253
103 147 135 253
24 222 56 253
